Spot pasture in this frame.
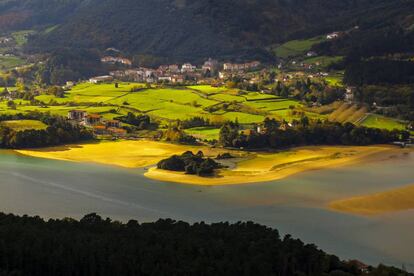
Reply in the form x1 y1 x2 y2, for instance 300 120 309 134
29 83 322 124
0 56 25 70
0 120 47 131
0 82 406 134
274 36 326 58
360 114 407 131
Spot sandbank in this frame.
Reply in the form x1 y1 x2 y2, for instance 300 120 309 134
329 184 414 216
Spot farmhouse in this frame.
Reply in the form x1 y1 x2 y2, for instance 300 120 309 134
89 76 114 84
107 127 127 137
68 110 87 121
181 63 196 73
93 125 108 135
105 120 121 128
84 114 102 126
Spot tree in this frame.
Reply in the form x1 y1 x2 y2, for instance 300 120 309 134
219 122 239 147
7 100 16 110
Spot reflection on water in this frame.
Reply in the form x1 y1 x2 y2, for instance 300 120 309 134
0 150 413 270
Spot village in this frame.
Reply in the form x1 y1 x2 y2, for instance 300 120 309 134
93 57 262 85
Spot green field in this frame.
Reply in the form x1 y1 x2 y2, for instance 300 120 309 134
304 56 343 68
185 127 221 141
360 114 407 131
19 83 322 125
11 30 36 46
324 75 344 87
1 83 406 133
0 120 47 131
0 56 25 69
274 36 326 58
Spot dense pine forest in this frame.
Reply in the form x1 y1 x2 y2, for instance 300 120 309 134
0 212 411 276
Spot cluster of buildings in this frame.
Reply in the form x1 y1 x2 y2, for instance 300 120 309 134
100 58 261 84
222 61 261 72
101 56 133 66
67 110 126 137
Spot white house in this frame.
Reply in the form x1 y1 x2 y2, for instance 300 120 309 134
89 76 114 84
181 63 196 73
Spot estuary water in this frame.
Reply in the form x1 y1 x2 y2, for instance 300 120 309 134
0 150 413 270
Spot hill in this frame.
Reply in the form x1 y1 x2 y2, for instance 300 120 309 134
0 212 411 275
10 0 410 62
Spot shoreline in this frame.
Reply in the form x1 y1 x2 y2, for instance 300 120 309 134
14 140 408 186
145 145 403 185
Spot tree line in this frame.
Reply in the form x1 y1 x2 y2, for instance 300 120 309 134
0 212 410 276
219 119 409 149
0 113 93 149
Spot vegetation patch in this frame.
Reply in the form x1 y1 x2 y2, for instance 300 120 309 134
0 119 46 131
157 151 221 176
360 114 407 131
273 36 326 58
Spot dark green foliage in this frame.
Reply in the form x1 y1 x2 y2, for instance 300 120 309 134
115 112 153 130
0 113 93 148
35 48 105 85
22 0 409 62
0 212 410 276
219 121 239 147
344 59 414 86
181 117 211 129
157 151 220 176
220 120 409 149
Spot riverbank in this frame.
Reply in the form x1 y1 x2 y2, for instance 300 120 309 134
16 141 405 186
16 140 231 168
329 183 414 216
145 145 400 185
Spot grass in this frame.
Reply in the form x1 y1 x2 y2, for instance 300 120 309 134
274 36 326 58
11 30 36 46
0 120 47 131
360 114 407 131
325 75 344 87
304 56 343 68
0 56 25 69
6 83 323 125
185 127 221 140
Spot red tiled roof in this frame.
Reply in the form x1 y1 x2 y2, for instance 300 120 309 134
93 125 106 130
87 114 102 119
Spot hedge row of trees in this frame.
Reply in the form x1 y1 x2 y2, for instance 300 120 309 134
0 212 410 276
0 113 93 149
219 119 409 149
115 112 154 130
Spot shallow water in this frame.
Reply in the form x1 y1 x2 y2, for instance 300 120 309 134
0 150 413 270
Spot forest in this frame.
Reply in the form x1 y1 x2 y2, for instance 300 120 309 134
0 212 410 276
